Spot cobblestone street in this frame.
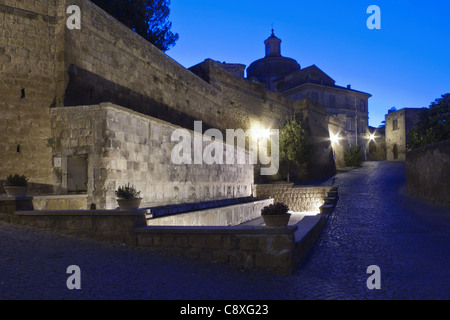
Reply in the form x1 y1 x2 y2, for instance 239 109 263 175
1 161 449 300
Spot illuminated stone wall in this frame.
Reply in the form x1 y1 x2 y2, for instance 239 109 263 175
254 183 332 213
51 103 254 209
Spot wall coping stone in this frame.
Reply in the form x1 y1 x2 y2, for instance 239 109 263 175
15 209 147 217
134 225 297 235
31 194 88 200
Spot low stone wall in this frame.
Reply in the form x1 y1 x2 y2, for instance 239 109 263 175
0 198 332 275
0 197 34 215
146 198 273 226
406 139 450 207
32 194 89 210
254 184 331 212
136 213 329 275
135 227 294 274
4 209 147 246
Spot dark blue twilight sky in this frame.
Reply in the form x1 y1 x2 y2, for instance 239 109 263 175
166 0 450 128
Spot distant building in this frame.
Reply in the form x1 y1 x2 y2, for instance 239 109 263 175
385 108 424 160
367 125 386 161
247 30 372 167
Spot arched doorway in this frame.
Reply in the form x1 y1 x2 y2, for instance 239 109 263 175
393 144 398 160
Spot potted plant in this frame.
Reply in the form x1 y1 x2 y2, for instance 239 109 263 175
261 202 291 228
4 174 28 198
115 183 142 210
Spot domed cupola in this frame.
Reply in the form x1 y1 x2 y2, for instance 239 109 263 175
247 30 300 90
264 29 282 57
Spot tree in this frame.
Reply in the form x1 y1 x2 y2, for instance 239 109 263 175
344 145 364 167
90 0 179 52
407 93 450 150
279 116 311 182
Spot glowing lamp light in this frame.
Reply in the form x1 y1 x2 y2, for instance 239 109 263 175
330 133 340 144
369 133 376 141
252 126 271 140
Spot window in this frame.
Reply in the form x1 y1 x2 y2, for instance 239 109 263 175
266 45 270 55
329 95 336 107
360 100 365 112
393 119 399 131
345 96 350 107
360 120 366 133
346 119 353 132
311 92 318 103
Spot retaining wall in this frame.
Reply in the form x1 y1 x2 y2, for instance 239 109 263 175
0 207 147 246
406 139 450 207
254 183 331 212
51 103 254 209
0 196 333 275
136 213 328 275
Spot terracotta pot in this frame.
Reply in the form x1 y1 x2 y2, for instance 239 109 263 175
262 214 291 229
4 186 28 198
117 198 142 211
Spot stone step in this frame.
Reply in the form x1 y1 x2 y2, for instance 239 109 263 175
324 197 337 205
319 204 335 214
327 191 338 197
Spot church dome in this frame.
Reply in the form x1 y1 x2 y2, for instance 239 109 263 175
247 30 300 84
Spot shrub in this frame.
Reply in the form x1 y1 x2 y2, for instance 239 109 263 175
115 183 141 199
261 202 290 216
344 145 364 167
6 174 28 187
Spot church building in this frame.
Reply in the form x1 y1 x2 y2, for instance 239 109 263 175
247 30 372 165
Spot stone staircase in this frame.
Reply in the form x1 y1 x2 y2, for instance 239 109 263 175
319 187 338 214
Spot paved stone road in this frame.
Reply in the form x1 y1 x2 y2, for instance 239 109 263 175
1 161 449 300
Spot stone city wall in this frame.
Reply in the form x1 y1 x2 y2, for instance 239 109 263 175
189 59 294 131
406 139 450 207
1 0 335 194
51 103 254 209
254 183 331 213
0 0 62 187
62 0 224 132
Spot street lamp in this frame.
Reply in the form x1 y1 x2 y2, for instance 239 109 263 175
330 133 340 145
251 126 271 140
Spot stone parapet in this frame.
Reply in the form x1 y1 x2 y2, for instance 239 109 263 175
10 209 147 246
32 194 89 210
254 184 333 213
135 225 297 275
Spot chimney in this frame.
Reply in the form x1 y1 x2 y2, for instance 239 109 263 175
347 84 351 89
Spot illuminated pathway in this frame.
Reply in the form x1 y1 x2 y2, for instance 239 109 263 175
287 161 450 299
0 161 449 300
